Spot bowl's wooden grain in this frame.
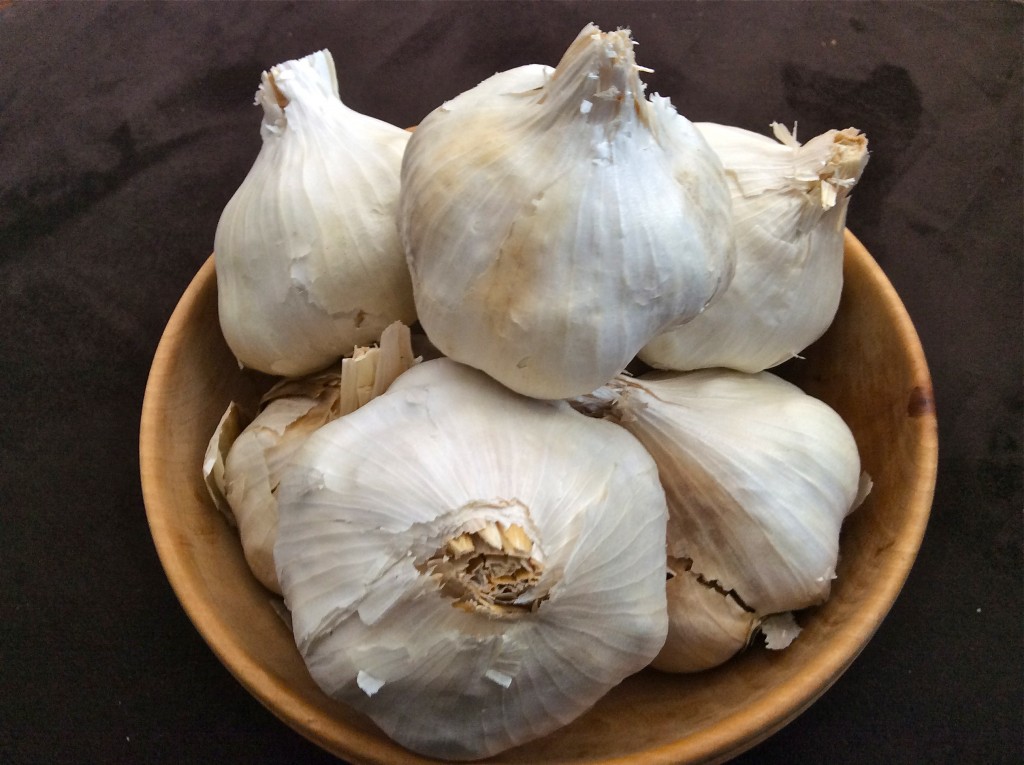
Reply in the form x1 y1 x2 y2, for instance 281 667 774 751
139 230 937 764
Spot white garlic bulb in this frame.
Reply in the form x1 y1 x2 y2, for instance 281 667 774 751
215 323 417 594
574 369 865 633
400 24 735 400
215 49 415 377
274 358 669 760
640 122 868 373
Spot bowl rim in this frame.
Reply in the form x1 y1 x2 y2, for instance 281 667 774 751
139 229 938 764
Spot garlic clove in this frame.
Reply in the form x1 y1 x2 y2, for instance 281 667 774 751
576 369 864 619
215 49 416 377
639 122 868 373
651 557 759 673
400 24 734 399
274 357 669 760
224 373 342 593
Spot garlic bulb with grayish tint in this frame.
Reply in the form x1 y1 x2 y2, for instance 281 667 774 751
274 358 669 759
573 368 868 669
640 122 868 373
400 24 735 399
215 49 415 377
207 323 417 594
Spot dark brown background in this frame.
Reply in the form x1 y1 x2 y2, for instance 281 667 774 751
1 2 1020 763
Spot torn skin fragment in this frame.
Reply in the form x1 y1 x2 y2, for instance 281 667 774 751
202 401 249 525
761 611 802 650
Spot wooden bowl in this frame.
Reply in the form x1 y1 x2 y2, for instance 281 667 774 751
140 230 937 764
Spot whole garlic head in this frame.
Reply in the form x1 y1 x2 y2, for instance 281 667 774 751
640 122 869 373
215 49 416 377
574 369 866 639
400 24 735 400
274 358 669 760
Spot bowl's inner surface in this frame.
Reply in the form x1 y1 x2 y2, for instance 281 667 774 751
140 231 937 765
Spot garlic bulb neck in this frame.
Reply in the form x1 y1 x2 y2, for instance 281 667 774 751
418 520 547 617
541 24 649 129
771 122 868 210
256 52 337 137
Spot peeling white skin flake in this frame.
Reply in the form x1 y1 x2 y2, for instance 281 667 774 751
356 671 386 697
214 323 417 594
761 612 802 650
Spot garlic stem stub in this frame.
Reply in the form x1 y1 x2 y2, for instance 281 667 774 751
640 122 869 373
214 49 416 377
274 358 669 760
400 24 735 400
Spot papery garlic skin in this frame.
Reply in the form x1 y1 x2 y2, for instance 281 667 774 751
275 358 669 760
400 25 734 400
223 366 344 593
203 401 247 524
651 557 758 673
215 49 415 377
640 122 868 373
583 369 862 620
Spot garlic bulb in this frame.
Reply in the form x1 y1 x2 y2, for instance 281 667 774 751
574 369 865 628
274 358 669 760
640 122 868 373
215 49 415 377
222 366 344 593
399 24 735 400
217 322 417 593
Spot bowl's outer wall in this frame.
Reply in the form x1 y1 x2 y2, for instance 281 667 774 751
139 231 937 765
